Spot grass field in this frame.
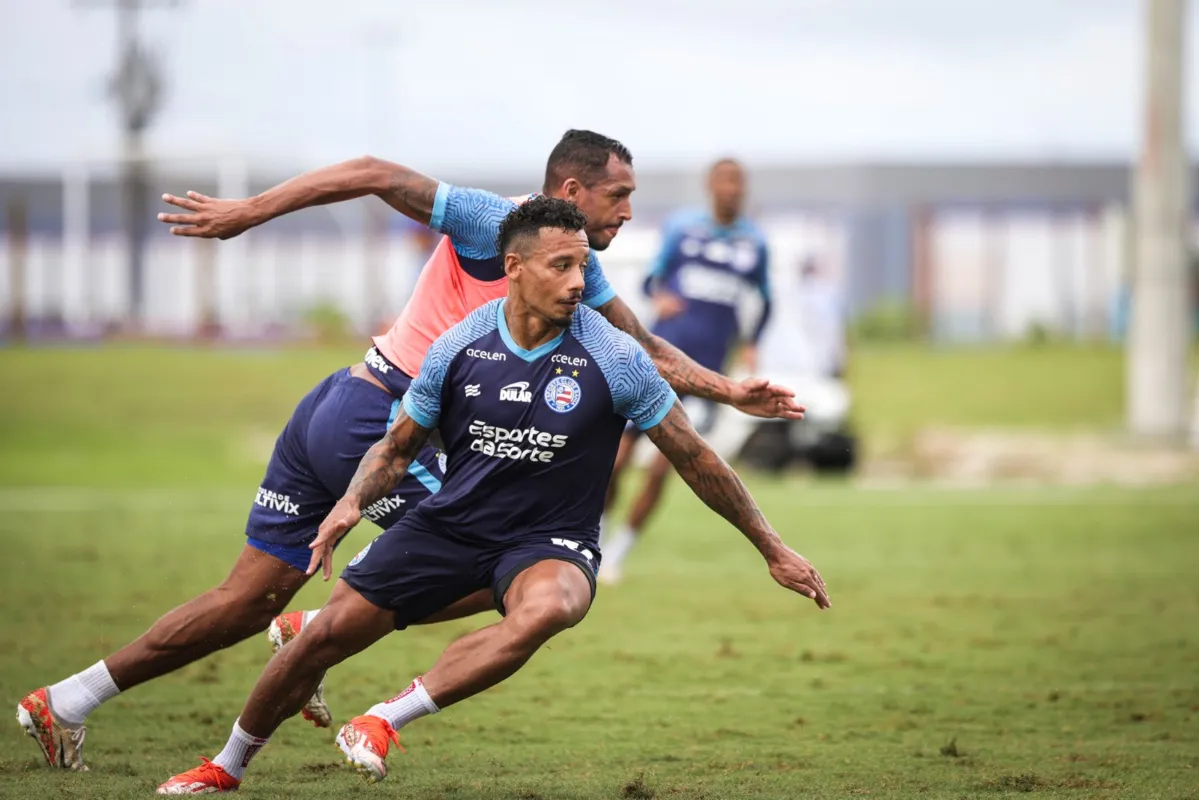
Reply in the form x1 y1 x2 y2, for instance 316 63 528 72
1 344 1197 799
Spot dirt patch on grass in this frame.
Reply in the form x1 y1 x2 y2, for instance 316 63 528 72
862 427 1199 486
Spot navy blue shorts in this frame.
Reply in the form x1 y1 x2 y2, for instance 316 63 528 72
245 368 447 571
341 510 600 630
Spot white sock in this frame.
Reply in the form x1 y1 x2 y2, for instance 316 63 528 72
47 661 120 727
366 677 440 730
603 526 638 571
212 720 270 780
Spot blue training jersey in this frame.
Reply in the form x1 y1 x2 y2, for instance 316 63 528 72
645 209 772 373
370 183 617 392
401 299 677 540
431 183 617 309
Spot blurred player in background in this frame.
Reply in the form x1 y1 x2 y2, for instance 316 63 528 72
156 199 827 795
17 132 803 772
599 158 772 584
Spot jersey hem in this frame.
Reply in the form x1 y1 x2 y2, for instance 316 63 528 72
637 389 678 430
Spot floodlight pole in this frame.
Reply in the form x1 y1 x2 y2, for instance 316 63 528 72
1128 0 1191 441
74 0 180 332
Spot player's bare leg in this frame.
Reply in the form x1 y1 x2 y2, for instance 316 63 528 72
269 587 498 727
157 579 396 794
18 545 306 771
420 559 591 705
602 430 639 512
159 564 586 793
336 559 592 782
273 588 496 653
598 429 639 569
600 449 672 584
108 546 309 687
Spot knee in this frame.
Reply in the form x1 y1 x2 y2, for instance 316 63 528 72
212 579 291 632
507 591 589 644
276 609 343 670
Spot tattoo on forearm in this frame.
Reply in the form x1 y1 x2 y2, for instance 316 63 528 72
646 404 777 555
379 167 438 225
344 410 430 509
599 298 730 402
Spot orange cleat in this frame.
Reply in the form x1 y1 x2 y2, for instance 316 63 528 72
335 714 404 783
156 757 241 795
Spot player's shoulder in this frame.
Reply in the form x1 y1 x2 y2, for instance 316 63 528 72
429 299 502 359
664 208 709 238
569 306 649 372
437 183 519 221
733 215 768 245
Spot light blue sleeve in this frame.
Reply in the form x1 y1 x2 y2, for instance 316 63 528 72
401 300 502 428
573 308 678 430
401 358 445 430
750 235 772 342
645 215 688 292
582 251 617 309
428 183 517 260
615 345 679 430
754 236 772 302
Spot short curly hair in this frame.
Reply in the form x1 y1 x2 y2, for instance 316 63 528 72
496 195 589 257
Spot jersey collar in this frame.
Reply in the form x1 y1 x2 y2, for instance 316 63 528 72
495 299 566 363
705 212 747 237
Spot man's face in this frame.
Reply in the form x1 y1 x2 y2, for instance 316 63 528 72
565 155 636 251
708 161 745 222
507 227 591 327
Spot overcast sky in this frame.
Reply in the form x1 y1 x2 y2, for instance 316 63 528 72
2 0 1198 176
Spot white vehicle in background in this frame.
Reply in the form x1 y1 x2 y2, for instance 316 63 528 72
729 255 857 473
630 254 858 474
711 366 855 474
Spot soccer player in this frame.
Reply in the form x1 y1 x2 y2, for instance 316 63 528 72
156 197 828 795
600 158 771 584
17 132 804 770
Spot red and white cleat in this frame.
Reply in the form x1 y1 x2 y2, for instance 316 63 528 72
15 688 88 771
335 715 404 783
267 611 332 728
156 757 241 795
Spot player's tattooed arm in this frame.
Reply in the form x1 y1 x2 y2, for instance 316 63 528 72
598 296 734 401
345 407 432 510
306 407 432 580
158 156 439 239
597 296 806 420
645 401 830 609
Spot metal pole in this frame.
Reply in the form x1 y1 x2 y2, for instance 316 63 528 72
74 0 177 333
5 200 29 340
1127 0 1190 440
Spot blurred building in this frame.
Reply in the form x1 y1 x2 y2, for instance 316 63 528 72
1 158 1196 343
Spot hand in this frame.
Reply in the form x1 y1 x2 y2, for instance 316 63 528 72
307 497 362 581
741 344 759 375
729 377 806 420
651 292 687 320
765 543 830 609
157 191 259 239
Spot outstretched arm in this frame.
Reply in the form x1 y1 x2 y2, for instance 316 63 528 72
158 155 439 239
597 295 805 420
306 406 432 580
644 401 829 609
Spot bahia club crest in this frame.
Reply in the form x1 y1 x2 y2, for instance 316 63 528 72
544 376 581 413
